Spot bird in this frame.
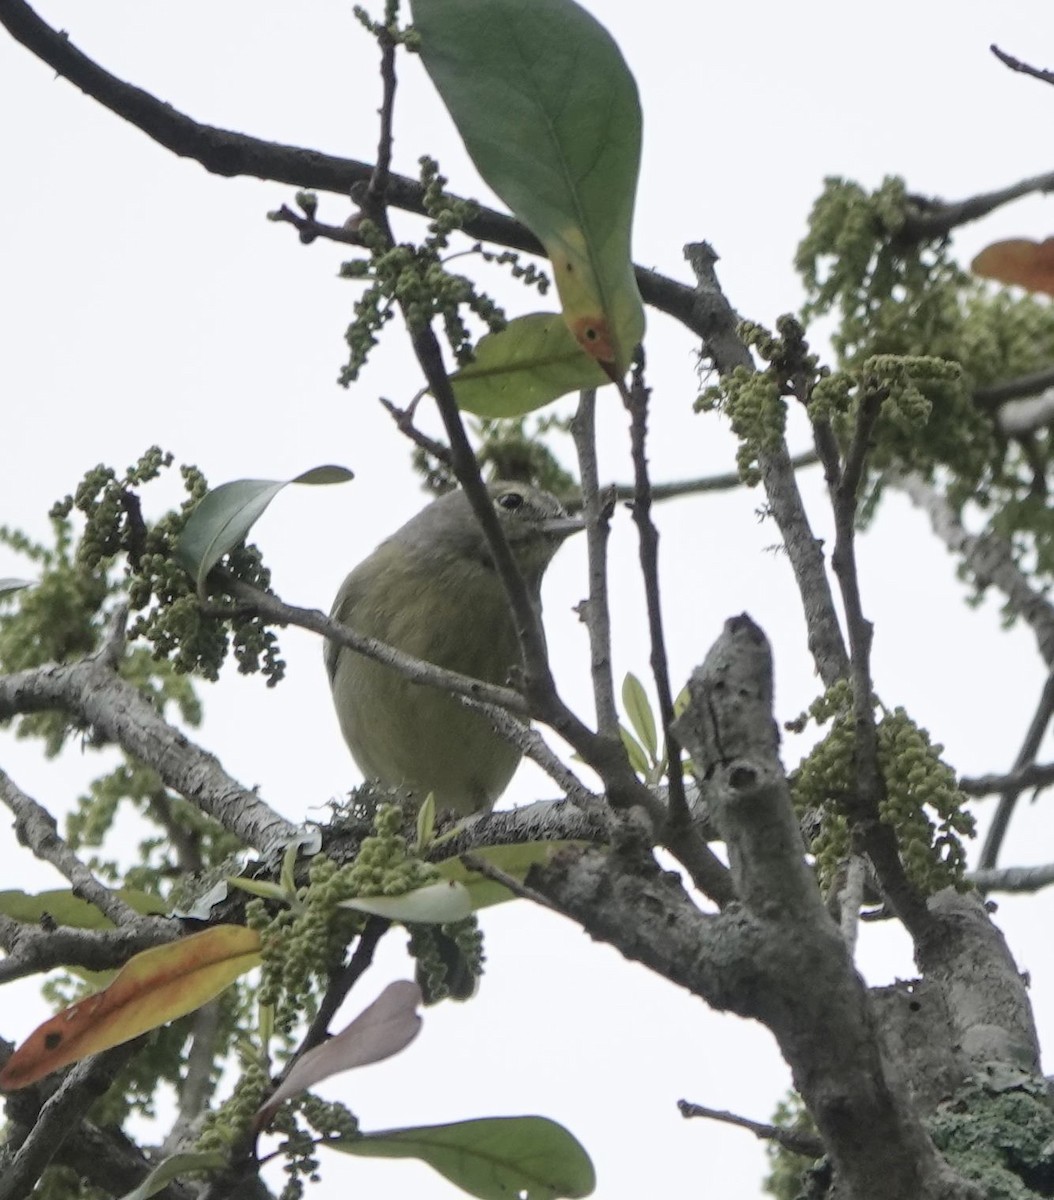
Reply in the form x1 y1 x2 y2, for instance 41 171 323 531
325 481 582 814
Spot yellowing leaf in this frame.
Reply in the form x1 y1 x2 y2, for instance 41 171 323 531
412 0 645 374
971 237 1054 295
0 925 261 1090
451 314 607 416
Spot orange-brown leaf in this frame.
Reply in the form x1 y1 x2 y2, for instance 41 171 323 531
0 925 261 1090
971 237 1054 295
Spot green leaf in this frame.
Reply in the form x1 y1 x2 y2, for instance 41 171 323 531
176 465 354 595
226 876 291 903
329 1116 595 1200
0 888 167 931
451 314 607 416
415 792 437 853
621 673 657 761
412 0 644 374
433 841 589 910
339 880 473 924
116 1150 227 1200
618 726 649 779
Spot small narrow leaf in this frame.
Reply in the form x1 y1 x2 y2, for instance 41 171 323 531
255 981 422 1130
0 925 261 1090
621 673 657 760
116 1150 228 1200
339 880 473 924
618 726 650 779
226 876 291 902
412 0 644 373
176 465 353 595
329 1115 595 1200
451 314 607 416
415 793 437 853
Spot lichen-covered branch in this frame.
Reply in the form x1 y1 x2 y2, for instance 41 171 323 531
0 644 297 855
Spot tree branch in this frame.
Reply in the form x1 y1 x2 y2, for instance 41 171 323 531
891 472 1054 665
677 1098 825 1159
0 651 297 855
978 666 1054 870
0 0 707 339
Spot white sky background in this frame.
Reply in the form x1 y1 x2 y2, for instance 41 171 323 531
2 1 1054 1197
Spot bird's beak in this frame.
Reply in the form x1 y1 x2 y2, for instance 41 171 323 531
541 515 586 540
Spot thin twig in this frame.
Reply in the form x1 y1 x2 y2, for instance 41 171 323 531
612 450 820 502
0 1042 142 1199
622 367 689 828
480 706 600 809
891 471 1054 665
378 394 452 466
990 43 1054 87
677 1099 825 1158
570 388 618 736
960 759 1054 797
969 863 1054 894
829 388 931 936
293 918 390 1059
221 574 527 716
459 852 567 915
0 768 157 929
979 667 1054 870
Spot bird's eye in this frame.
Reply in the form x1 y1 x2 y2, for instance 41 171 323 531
497 491 525 511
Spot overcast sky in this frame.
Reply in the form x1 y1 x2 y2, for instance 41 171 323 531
2 2 1054 1197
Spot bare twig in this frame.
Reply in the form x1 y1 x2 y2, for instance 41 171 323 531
0 915 177 984
891 472 1054 665
480 706 600 809
899 166 1054 241
0 768 160 929
990 43 1054 87
570 389 618 736
979 667 1054 870
0 0 707 340
612 449 820 502
829 389 932 937
976 364 1054 410
221 573 527 716
162 1000 224 1154
622 367 688 825
459 852 567 914
0 1042 142 1199
960 759 1054 797
968 862 1054 894
0 651 297 855
378 393 452 466
677 1098 825 1158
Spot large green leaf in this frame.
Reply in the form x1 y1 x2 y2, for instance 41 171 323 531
451 313 607 416
412 0 644 374
339 880 473 924
0 887 167 931
330 1116 595 1199
176 465 353 595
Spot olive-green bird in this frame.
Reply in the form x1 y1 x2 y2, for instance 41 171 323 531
325 482 582 814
